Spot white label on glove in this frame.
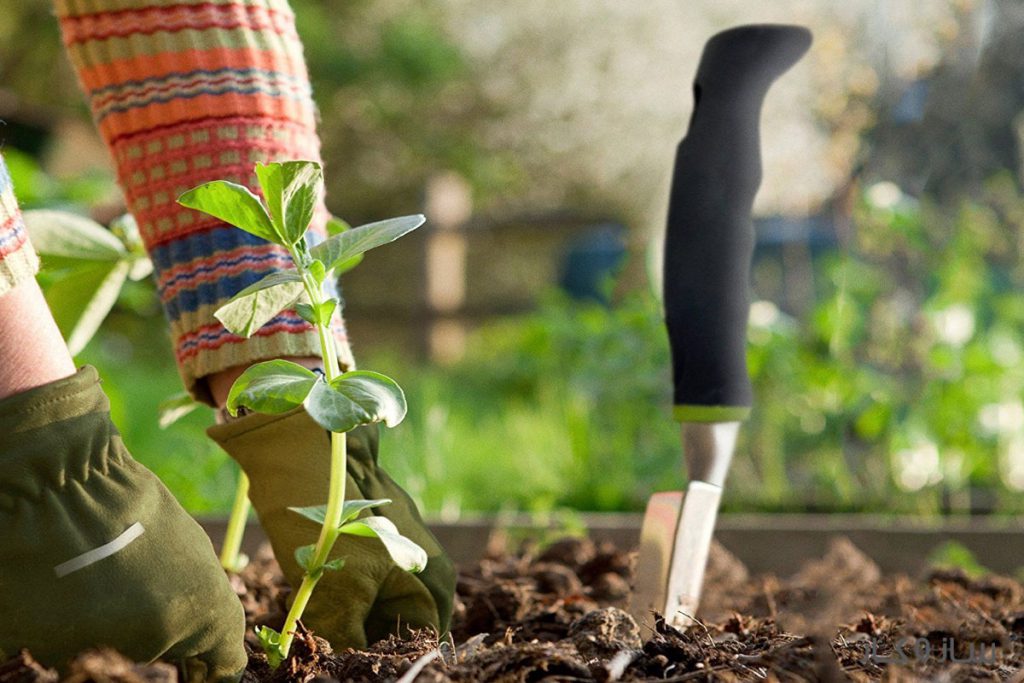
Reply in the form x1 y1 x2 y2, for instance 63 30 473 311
54 522 146 578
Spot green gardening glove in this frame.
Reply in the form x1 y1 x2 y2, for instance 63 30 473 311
208 408 455 649
0 367 246 681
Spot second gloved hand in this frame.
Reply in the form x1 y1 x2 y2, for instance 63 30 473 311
208 409 455 650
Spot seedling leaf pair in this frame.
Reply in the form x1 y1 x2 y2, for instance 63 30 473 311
289 498 392 526
304 371 407 433
295 299 337 326
178 160 323 248
294 544 345 577
289 507 427 573
256 626 285 668
227 360 407 433
177 160 324 248
255 161 323 246
339 516 428 573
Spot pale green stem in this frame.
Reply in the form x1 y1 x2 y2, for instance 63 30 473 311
276 251 348 661
276 430 346 656
220 469 250 572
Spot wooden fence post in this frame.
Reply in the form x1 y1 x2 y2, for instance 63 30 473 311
424 172 472 364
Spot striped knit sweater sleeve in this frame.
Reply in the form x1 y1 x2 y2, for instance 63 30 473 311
0 156 40 298
56 0 355 404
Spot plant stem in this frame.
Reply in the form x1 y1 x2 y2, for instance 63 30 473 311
276 252 349 661
220 469 250 572
276 430 347 656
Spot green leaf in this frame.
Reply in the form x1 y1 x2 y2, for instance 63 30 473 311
295 302 318 325
340 516 428 572
214 271 305 337
255 161 323 245
323 557 345 572
289 498 390 527
226 360 318 416
303 371 407 433
288 504 327 525
177 180 279 244
43 260 131 356
23 209 125 268
294 299 336 326
294 544 316 572
323 217 364 274
335 252 364 275
311 215 425 273
325 216 352 236
158 392 199 429
341 498 391 523
318 299 338 323
309 259 326 284
255 626 284 668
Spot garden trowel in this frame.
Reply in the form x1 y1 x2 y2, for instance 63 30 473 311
628 24 812 633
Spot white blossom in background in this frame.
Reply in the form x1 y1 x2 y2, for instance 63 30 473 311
931 304 976 347
978 400 1024 436
988 331 1023 367
749 300 782 329
894 440 943 491
1000 434 1024 491
865 181 905 209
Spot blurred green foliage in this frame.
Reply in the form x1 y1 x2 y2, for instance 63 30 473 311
373 290 680 515
927 540 987 578
9 147 1024 517
377 178 1024 516
6 0 1024 516
1 148 111 208
294 0 512 220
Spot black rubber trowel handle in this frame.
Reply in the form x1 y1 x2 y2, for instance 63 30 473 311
664 24 811 421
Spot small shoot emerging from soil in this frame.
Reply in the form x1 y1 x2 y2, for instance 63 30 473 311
178 160 427 666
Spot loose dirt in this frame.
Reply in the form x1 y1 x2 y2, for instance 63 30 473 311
7 535 1024 681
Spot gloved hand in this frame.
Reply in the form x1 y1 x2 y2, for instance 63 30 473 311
0 367 246 682
208 409 455 650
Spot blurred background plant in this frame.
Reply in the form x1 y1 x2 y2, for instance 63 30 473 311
5 0 1024 516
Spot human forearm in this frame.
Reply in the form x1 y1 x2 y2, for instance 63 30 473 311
55 0 354 404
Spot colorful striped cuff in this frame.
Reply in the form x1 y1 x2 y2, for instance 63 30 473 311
0 159 40 298
57 0 352 402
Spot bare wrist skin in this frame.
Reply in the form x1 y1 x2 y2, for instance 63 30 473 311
208 356 324 408
0 279 76 400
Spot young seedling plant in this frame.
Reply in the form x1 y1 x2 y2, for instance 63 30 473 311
178 160 427 666
156 215 369 576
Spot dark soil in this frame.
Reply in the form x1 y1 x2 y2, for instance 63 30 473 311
8 535 1024 681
